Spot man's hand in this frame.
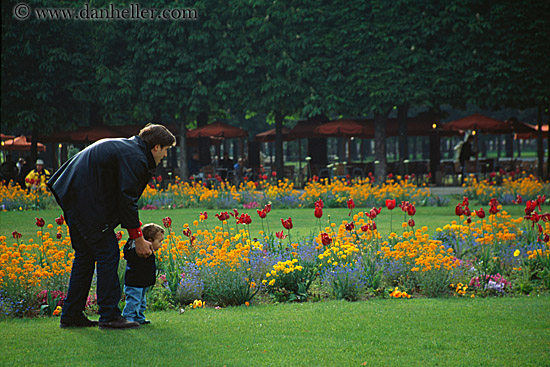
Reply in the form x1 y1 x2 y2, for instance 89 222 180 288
135 236 154 258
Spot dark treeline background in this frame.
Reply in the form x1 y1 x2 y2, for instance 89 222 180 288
2 0 549 178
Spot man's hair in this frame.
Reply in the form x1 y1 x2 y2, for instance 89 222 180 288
142 223 165 241
139 124 176 148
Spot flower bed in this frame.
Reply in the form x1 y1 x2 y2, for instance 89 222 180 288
1 195 548 318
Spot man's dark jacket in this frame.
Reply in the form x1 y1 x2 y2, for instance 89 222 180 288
123 239 156 288
48 136 156 242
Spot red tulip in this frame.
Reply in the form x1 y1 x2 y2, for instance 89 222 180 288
544 234 549 242
345 222 355 231
264 203 272 213
257 209 267 219
116 231 123 241
321 233 332 246
315 198 324 209
385 199 396 210
56 232 62 239
275 231 287 239
525 200 536 215
314 207 323 219
476 208 486 219
237 213 252 225
347 198 355 210
369 208 378 219
156 175 163 182
55 215 65 225
162 217 172 228
361 224 369 232
407 205 416 216
281 217 293 230
183 228 192 237
455 205 464 216
408 218 415 227
200 211 208 220
12 231 22 239
215 212 230 221
35 218 45 228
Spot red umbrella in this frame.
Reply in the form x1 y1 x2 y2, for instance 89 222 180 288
1 135 46 152
315 119 373 137
254 127 291 142
187 121 247 139
441 114 510 134
515 123 548 140
289 120 325 139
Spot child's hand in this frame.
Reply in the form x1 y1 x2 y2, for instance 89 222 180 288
135 236 153 258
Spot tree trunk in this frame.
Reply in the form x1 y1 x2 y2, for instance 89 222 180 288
397 104 409 174
537 105 544 179
429 129 440 185
179 117 188 181
374 112 388 180
197 111 210 166
30 127 38 167
275 111 284 178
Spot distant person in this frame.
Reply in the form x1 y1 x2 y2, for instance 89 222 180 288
48 124 175 330
0 154 17 185
458 134 477 183
25 159 51 190
188 152 202 177
218 152 234 180
17 157 30 188
122 223 164 325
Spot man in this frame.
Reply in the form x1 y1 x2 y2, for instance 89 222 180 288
48 124 175 329
0 154 17 185
218 152 234 180
24 159 51 189
458 134 477 183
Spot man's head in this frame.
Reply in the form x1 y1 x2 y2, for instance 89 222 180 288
36 159 44 172
139 124 176 166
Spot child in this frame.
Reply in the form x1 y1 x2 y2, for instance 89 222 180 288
122 223 164 324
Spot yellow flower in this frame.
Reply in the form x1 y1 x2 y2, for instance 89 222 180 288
513 249 520 257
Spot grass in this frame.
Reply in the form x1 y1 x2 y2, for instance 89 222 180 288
0 297 549 366
2 202 548 242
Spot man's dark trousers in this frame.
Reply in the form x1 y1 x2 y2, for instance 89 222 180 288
61 225 121 322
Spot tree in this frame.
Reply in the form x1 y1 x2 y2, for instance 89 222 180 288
2 0 93 163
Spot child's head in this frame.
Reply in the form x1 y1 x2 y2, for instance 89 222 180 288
142 223 165 246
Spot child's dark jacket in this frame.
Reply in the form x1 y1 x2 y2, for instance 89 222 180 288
123 239 156 288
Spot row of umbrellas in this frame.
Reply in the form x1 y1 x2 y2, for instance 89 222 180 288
254 114 547 142
1 114 548 151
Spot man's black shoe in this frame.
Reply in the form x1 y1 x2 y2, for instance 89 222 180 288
139 320 151 325
98 316 140 330
60 315 99 328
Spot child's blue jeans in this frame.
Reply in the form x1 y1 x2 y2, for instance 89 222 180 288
122 285 147 323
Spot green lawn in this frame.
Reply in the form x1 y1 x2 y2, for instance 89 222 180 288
1 202 546 241
0 297 548 366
